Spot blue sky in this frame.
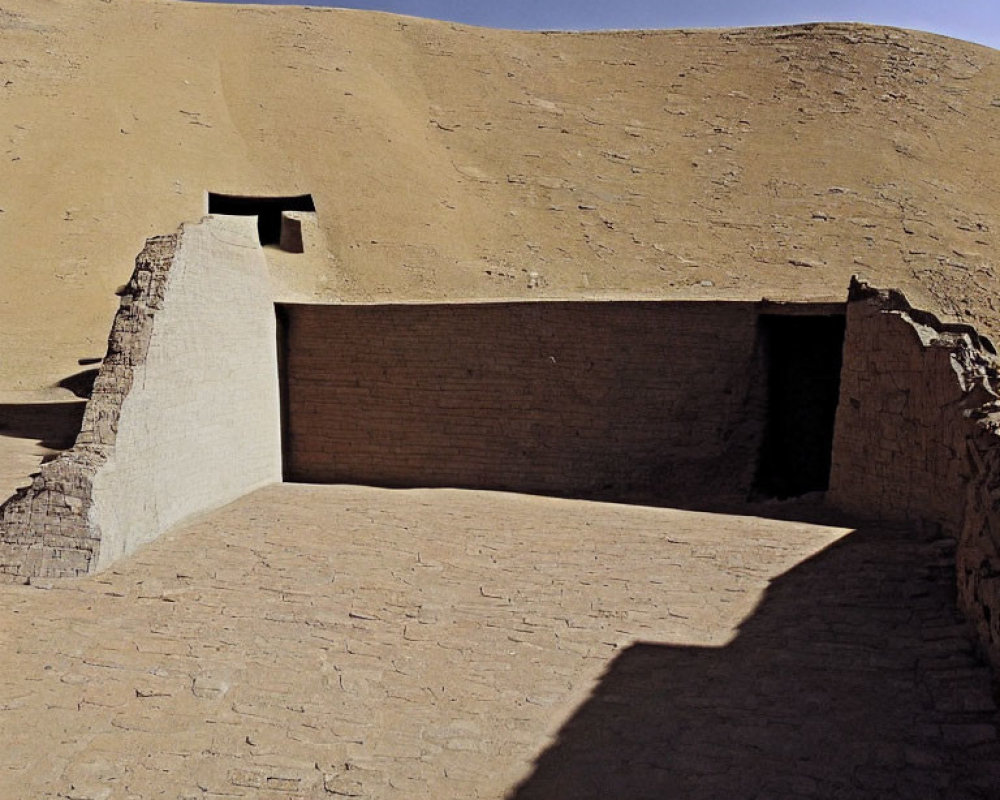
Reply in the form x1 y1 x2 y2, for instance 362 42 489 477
182 0 1000 50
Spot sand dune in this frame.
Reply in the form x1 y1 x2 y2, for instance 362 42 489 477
2 0 999 397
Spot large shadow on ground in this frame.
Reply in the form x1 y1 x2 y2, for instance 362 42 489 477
511 524 1000 799
0 365 96 459
0 401 85 453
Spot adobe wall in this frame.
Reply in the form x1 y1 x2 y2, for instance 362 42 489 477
828 279 1000 669
0 216 281 580
282 301 768 503
959 418 1000 670
828 282 995 530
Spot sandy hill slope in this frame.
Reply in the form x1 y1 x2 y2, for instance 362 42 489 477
2 0 1000 396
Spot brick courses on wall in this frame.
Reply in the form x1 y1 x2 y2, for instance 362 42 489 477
828 282 994 531
0 216 281 581
829 278 1000 670
281 301 773 503
960 420 1000 672
0 234 179 580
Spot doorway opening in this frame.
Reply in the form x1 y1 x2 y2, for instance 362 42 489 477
274 300 850 506
207 193 315 248
751 313 846 499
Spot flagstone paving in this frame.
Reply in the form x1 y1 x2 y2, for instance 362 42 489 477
0 484 997 798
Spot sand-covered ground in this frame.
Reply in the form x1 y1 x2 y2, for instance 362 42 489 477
3 0 1000 397
2 485 998 798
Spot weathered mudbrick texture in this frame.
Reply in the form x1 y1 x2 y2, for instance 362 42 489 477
0 216 281 581
282 301 768 502
829 278 1000 670
0 234 178 581
88 217 281 569
958 398 1000 673
829 280 997 530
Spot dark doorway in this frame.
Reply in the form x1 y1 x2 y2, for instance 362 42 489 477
275 304 293 476
207 193 315 246
752 314 845 499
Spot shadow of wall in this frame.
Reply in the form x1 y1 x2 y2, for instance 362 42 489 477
511 524 1000 799
0 401 86 454
826 279 1000 674
280 300 830 506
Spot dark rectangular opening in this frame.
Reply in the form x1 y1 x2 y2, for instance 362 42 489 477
275 304 292 477
207 193 315 246
751 313 846 499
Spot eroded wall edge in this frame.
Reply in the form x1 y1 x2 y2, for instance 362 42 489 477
0 216 282 581
89 216 281 569
0 233 179 581
959 401 1000 671
830 276 1000 670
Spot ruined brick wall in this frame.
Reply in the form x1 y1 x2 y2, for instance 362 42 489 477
0 216 281 580
827 284 993 530
88 216 282 569
959 419 1000 670
0 234 179 580
282 301 767 503
828 279 1000 670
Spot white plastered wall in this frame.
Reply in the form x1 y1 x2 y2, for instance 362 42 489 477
90 216 282 568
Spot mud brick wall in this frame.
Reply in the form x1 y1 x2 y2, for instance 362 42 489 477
0 216 282 580
960 420 1000 671
828 288 985 531
827 280 1000 672
281 301 766 502
0 234 180 581
88 215 282 569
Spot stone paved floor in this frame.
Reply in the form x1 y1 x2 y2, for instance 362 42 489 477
0 484 998 799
